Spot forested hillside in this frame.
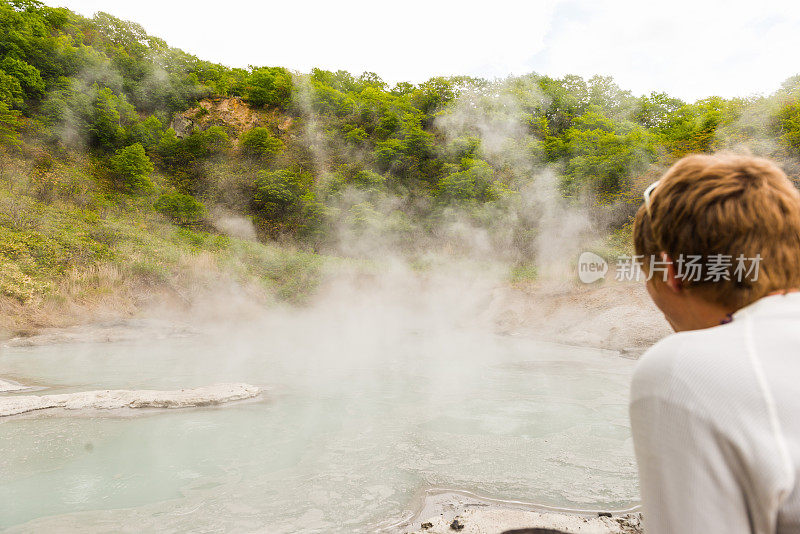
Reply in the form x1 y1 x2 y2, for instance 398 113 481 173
2 0 800 331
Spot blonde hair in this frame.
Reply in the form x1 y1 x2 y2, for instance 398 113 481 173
634 153 800 309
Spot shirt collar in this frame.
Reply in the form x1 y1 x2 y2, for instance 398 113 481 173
732 291 800 320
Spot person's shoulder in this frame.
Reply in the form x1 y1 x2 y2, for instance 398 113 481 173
630 331 690 401
631 323 747 408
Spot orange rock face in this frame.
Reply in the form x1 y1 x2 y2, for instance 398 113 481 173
169 97 288 142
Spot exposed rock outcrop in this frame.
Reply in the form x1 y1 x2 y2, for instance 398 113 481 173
169 96 290 140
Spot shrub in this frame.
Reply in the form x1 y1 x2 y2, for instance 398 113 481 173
156 126 230 171
0 102 20 146
0 260 50 302
347 170 384 190
154 192 206 227
240 127 284 159
252 170 327 237
437 159 497 202
253 170 308 218
344 126 368 145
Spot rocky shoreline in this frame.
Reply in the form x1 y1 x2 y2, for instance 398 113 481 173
392 491 642 534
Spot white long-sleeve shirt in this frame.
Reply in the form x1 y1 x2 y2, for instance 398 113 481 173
630 293 800 534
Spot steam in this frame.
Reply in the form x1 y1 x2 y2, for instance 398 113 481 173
429 80 596 276
278 75 602 283
155 74 612 360
211 209 258 241
1 63 670 534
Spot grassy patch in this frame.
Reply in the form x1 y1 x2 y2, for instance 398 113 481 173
0 151 330 329
509 263 538 284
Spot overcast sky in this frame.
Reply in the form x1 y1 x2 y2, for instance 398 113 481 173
52 0 800 102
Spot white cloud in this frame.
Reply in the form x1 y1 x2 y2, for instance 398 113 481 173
52 0 559 80
52 0 800 101
532 0 800 100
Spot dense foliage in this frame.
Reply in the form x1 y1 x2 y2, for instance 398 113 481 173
2 0 800 282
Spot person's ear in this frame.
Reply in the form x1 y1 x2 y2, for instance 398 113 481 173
662 252 682 293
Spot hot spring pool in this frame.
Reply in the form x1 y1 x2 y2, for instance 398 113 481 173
0 317 639 532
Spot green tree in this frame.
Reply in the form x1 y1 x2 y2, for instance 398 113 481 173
775 98 800 153
108 142 154 192
252 169 326 237
245 66 293 108
411 77 456 116
536 74 589 134
437 159 500 202
343 126 368 145
633 92 685 128
0 56 45 102
89 85 136 149
0 70 24 108
128 114 163 149
562 115 656 196
240 127 284 159
351 169 384 188
157 126 230 171
658 97 728 156
253 169 309 218
0 101 20 146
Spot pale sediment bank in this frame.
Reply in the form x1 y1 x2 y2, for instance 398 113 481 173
0 383 261 417
394 491 642 534
489 280 671 352
3 319 197 347
405 507 642 534
0 378 29 393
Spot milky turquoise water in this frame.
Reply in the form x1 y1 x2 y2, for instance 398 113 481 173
0 321 638 532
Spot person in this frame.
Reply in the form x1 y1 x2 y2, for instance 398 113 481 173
629 153 800 533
